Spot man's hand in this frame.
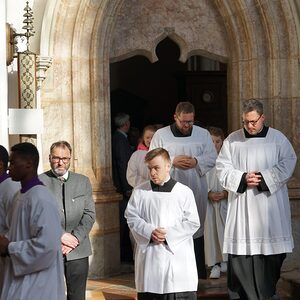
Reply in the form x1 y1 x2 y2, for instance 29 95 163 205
208 191 224 202
151 227 166 244
61 244 74 255
61 232 79 249
0 235 9 256
173 155 197 170
246 172 261 187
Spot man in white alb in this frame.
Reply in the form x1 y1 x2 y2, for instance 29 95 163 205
216 99 297 299
125 148 199 300
149 101 217 278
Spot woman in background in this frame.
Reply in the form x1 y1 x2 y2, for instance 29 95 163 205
126 125 157 188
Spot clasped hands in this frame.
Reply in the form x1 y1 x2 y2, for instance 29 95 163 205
172 155 197 170
61 232 79 255
208 191 227 202
151 227 166 244
245 171 261 187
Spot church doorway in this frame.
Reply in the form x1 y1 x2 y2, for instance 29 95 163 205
110 37 228 143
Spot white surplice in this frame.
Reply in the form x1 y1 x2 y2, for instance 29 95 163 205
125 181 200 294
0 185 65 300
204 167 228 267
216 127 297 255
150 125 217 237
126 150 149 188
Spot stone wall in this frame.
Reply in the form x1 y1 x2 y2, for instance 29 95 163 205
37 0 300 277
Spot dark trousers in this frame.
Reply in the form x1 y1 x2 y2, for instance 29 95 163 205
64 257 89 300
138 291 197 300
228 254 286 300
193 236 207 279
119 197 133 262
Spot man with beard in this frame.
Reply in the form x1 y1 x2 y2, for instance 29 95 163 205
150 101 217 279
40 141 95 300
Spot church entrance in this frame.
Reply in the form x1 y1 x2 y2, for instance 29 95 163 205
110 37 228 141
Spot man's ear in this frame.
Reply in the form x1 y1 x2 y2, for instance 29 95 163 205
173 114 177 122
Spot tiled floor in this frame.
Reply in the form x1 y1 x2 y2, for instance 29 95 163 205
86 270 230 300
86 273 137 300
86 267 297 300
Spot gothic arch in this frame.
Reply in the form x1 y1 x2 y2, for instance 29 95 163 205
40 0 300 277
40 0 300 181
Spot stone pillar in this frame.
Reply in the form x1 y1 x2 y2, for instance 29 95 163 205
0 2 9 148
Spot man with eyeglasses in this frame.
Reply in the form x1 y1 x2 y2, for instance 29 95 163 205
40 141 95 300
216 99 297 299
150 101 217 279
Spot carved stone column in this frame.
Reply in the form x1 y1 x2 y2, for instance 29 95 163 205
36 56 52 90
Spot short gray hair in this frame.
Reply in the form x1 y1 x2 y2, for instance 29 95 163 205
242 99 264 115
50 141 72 155
114 113 130 128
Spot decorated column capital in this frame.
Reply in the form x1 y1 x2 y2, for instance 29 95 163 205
36 56 52 90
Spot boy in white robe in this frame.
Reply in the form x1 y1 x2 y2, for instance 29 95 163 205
150 102 217 279
0 142 65 300
216 99 297 299
125 148 200 300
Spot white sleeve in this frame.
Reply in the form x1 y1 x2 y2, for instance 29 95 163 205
194 131 217 176
164 188 200 252
216 139 244 193
260 136 297 194
125 190 155 252
8 197 62 276
126 152 138 188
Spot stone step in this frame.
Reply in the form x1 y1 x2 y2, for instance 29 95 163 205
197 277 229 300
278 268 300 300
197 289 229 299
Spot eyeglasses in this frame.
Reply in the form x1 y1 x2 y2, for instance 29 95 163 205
176 117 194 126
242 114 262 126
51 156 71 163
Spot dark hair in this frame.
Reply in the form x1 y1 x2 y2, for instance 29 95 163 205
207 126 225 140
11 142 39 169
242 99 264 115
0 145 9 170
175 102 195 115
50 141 72 155
145 147 171 163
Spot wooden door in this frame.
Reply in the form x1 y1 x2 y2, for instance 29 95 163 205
177 71 227 134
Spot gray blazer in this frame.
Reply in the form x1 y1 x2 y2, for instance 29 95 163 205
39 170 95 261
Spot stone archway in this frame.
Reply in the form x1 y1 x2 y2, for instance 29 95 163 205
40 0 300 277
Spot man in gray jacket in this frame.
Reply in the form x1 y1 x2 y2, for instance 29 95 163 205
40 141 95 300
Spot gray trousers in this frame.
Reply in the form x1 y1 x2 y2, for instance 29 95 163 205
227 254 286 300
